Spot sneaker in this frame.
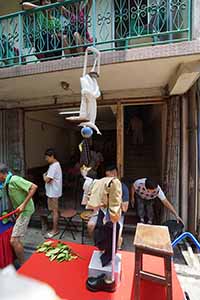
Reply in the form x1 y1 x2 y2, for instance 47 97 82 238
45 231 60 239
86 274 116 292
147 220 153 225
13 261 22 270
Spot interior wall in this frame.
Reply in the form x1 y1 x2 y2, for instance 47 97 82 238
150 104 163 177
25 110 75 169
161 104 167 181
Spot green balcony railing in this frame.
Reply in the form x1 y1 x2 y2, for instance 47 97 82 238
0 0 192 68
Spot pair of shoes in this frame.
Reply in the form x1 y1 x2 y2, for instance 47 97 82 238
86 274 116 292
147 220 153 225
45 231 60 238
13 261 22 270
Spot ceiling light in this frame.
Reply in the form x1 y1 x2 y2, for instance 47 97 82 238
59 111 80 115
60 81 70 90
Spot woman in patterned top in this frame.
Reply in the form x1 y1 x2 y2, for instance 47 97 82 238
58 0 93 53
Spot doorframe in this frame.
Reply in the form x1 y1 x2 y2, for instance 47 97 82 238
117 99 167 181
23 97 166 179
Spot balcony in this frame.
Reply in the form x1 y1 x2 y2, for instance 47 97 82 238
0 0 191 68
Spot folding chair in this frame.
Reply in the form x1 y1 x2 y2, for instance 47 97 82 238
59 208 77 240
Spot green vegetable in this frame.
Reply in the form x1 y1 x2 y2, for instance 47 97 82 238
37 247 48 253
43 241 54 246
36 241 78 263
49 254 57 261
57 253 66 259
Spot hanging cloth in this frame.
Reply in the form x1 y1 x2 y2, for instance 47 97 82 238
79 139 91 166
3 172 13 211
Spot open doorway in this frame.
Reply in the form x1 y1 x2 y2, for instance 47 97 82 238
24 105 117 213
124 104 164 183
123 103 166 225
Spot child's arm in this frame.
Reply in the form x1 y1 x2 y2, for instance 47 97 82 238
57 0 72 18
22 2 38 10
85 0 93 11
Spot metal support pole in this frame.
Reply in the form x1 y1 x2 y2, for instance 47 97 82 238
169 0 173 42
111 222 117 282
18 13 23 65
92 0 96 47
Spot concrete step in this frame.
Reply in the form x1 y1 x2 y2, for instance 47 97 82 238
124 150 155 154
124 143 154 148
124 151 155 156
124 172 160 178
124 161 160 166
125 158 156 163
125 168 160 172
125 166 159 171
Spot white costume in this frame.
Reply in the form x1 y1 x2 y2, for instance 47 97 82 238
66 47 101 134
79 47 101 134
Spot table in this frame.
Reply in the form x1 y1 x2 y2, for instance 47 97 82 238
19 241 184 300
0 220 14 268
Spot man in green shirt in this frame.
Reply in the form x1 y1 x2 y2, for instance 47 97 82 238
0 163 37 265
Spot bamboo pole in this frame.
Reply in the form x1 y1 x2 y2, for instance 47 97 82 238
181 95 189 229
196 81 200 238
111 222 117 282
188 85 198 234
116 103 124 178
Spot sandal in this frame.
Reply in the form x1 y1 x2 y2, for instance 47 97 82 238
45 231 60 239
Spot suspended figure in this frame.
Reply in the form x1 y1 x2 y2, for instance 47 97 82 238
66 46 101 135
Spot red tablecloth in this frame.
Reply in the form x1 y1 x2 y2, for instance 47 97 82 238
0 221 14 268
19 241 184 300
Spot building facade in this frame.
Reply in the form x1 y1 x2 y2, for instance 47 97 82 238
0 0 200 235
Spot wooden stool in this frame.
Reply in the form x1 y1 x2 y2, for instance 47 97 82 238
80 210 94 244
59 208 77 240
133 223 173 300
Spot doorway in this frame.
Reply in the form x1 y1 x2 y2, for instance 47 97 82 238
123 104 165 184
122 103 166 225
